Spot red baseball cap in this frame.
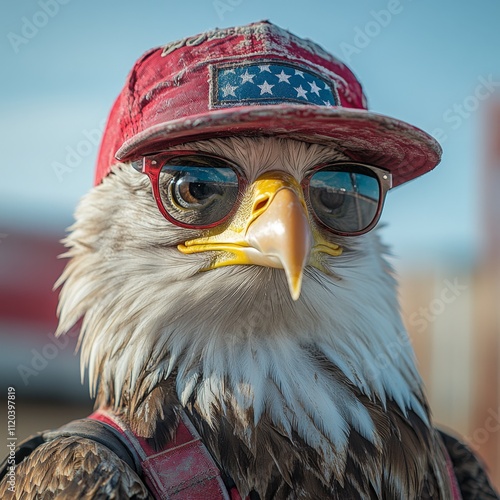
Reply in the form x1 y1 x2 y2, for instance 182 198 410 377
95 20 441 186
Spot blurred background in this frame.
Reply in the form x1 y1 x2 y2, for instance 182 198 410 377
1 0 499 488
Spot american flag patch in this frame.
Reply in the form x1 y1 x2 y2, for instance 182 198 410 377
210 61 338 108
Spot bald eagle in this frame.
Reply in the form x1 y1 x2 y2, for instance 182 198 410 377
1 21 497 500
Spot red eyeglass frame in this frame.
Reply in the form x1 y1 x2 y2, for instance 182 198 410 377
133 150 248 230
132 150 393 236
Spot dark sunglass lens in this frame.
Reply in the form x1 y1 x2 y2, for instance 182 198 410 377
309 166 380 234
158 155 239 226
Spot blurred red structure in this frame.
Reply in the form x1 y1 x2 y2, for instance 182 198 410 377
0 230 65 331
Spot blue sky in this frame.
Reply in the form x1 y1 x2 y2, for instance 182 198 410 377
1 0 499 267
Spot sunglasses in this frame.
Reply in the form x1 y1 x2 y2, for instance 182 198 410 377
132 150 392 236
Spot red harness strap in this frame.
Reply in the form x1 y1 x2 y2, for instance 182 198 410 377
445 448 463 500
89 409 462 499
89 409 240 500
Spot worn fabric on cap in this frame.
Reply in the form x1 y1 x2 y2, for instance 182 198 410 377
95 20 441 186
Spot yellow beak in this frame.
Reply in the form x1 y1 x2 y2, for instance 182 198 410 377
178 171 342 300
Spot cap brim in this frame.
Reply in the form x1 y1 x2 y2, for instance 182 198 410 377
115 104 441 187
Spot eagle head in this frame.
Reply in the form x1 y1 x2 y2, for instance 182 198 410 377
54 21 454 499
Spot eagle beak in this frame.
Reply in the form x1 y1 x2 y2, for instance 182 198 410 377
244 174 312 300
178 171 342 300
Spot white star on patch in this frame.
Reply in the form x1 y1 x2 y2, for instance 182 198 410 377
259 65 272 73
275 70 292 84
240 70 255 84
221 82 238 97
294 85 308 99
225 68 236 74
323 100 333 107
308 80 321 96
258 80 274 95
324 82 330 90
294 69 304 77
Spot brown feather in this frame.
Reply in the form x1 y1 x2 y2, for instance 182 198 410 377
0 437 150 499
440 431 499 499
106 367 453 499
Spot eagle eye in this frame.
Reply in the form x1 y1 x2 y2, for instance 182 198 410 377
157 155 240 227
